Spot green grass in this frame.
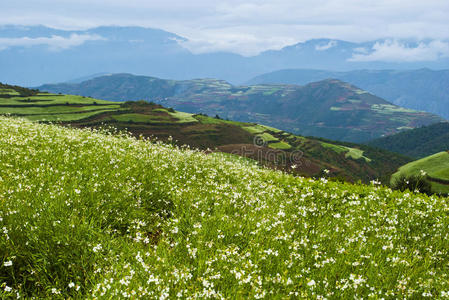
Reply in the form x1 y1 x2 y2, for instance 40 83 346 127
269 141 292 150
0 89 19 95
321 142 347 154
152 108 169 113
24 109 120 121
167 111 198 123
111 113 171 123
258 132 279 143
209 152 259 166
0 105 121 116
345 147 371 162
431 168 449 180
321 142 371 162
392 152 449 193
371 104 416 114
242 125 267 134
259 125 282 133
394 152 449 178
2 116 449 298
0 91 122 123
0 93 116 106
193 115 242 126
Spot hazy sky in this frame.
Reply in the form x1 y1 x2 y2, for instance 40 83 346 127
1 0 449 55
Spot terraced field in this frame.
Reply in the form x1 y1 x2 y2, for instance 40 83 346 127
0 84 410 183
39 74 444 142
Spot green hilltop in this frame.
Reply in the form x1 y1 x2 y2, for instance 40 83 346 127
366 122 449 159
0 83 410 183
1 116 449 298
392 151 449 194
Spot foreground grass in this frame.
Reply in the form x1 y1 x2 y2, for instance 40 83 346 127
1 117 449 298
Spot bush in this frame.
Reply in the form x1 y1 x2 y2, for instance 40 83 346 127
391 174 433 195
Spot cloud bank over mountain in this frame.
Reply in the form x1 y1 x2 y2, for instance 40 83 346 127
0 34 104 51
1 25 448 86
349 40 449 62
1 0 448 56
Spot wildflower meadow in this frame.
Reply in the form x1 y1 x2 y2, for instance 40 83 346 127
1 116 449 298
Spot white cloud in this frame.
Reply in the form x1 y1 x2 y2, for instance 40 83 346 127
315 40 337 51
0 34 105 51
349 40 449 62
353 47 369 54
0 0 448 55
178 30 295 56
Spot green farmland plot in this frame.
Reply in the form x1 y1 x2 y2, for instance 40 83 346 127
111 113 172 123
0 90 122 123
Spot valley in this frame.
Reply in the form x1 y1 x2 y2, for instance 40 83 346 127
0 83 409 183
38 74 444 143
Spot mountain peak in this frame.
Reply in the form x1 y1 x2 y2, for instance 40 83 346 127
38 73 443 143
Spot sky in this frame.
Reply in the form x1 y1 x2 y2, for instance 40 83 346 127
1 0 449 56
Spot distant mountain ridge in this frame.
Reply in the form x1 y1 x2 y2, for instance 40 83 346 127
247 68 449 119
38 73 444 143
366 122 449 158
1 25 449 86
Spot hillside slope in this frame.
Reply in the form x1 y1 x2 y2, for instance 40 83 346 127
1 116 449 298
392 151 449 194
366 122 449 158
38 74 444 143
246 68 449 119
0 83 409 183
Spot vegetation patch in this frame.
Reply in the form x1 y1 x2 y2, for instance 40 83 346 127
242 124 267 134
321 142 347 154
392 151 449 194
345 147 371 162
258 132 279 143
1 116 449 298
268 141 292 150
168 111 198 123
25 109 120 122
321 142 371 162
112 113 171 123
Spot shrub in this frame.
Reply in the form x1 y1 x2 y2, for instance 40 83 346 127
391 174 433 195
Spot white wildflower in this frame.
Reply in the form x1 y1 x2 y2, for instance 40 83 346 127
92 243 102 253
307 279 316 287
3 260 12 267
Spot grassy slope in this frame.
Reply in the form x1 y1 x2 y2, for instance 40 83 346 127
392 151 449 194
1 116 449 298
0 85 409 183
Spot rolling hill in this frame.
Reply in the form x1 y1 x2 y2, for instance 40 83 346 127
0 82 410 183
392 151 449 194
38 74 444 143
2 114 449 298
366 122 449 158
246 68 449 119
